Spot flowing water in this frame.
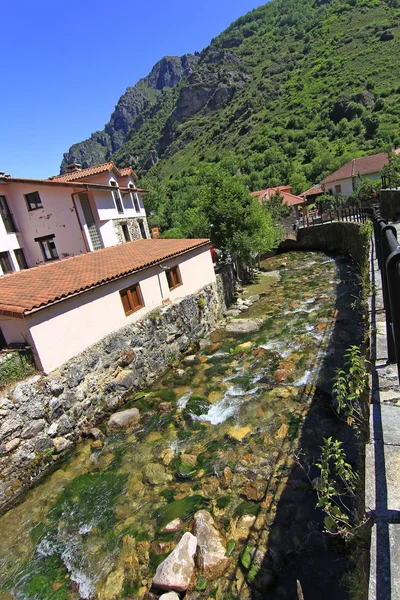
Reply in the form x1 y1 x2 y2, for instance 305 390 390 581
0 251 365 600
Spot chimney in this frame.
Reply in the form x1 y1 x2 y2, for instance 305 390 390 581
65 163 82 173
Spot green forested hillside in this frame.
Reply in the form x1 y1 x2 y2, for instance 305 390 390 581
64 0 400 233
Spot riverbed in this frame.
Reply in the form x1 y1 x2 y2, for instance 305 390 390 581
0 251 365 600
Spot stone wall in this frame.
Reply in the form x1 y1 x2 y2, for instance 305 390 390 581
379 189 400 222
0 267 235 513
280 222 369 269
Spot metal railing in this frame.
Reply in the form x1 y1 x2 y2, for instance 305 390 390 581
298 205 373 228
373 209 400 381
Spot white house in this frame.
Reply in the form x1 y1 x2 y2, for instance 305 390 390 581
0 238 215 373
0 162 150 276
321 153 388 197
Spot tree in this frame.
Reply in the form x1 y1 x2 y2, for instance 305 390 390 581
144 165 281 280
381 151 400 188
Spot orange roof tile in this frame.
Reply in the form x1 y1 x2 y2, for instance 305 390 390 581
50 162 138 183
0 239 210 317
299 185 324 198
321 153 388 185
250 187 304 206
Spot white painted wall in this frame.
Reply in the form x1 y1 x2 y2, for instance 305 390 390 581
3 245 215 373
326 172 382 197
2 183 87 266
0 315 31 345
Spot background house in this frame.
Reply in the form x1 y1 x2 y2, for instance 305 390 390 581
0 162 150 276
0 238 214 373
250 185 305 216
299 185 324 205
321 153 388 197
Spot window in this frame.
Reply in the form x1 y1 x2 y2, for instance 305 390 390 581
14 248 28 271
166 265 182 290
14 249 28 270
129 184 140 212
0 196 16 232
110 181 123 214
35 235 58 261
120 283 144 315
138 220 147 239
0 251 14 274
121 223 131 242
335 184 342 194
25 191 43 211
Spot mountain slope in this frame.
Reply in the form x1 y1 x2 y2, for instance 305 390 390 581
62 0 400 195
60 54 199 172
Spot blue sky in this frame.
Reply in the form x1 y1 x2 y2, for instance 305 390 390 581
1 0 266 179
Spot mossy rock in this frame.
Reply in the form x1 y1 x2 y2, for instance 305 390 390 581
225 540 236 556
154 494 209 526
234 501 259 517
186 394 211 416
195 575 208 591
174 458 198 480
240 544 253 569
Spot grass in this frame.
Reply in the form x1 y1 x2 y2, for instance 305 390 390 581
0 350 36 390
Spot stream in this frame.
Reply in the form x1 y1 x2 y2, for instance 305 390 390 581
0 251 365 600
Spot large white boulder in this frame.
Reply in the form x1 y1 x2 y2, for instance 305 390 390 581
152 532 197 592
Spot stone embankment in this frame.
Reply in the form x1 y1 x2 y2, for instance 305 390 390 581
280 221 369 269
0 267 235 512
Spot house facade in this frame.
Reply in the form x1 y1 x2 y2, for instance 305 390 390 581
0 238 215 373
321 153 388 197
0 162 150 276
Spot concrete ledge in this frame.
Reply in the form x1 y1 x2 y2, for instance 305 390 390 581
369 522 400 600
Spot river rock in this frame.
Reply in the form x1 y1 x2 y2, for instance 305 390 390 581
159 593 180 600
227 426 252 442
107 408 140 430
193 510 229 578
163 518 183 532
226 319 263 334
230 515 256 541
143 463 172 486
220 466 232 489
160 448 175 466
152 532 197 592
243 481 264 502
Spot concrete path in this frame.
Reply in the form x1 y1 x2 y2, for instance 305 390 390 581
367 224 400 599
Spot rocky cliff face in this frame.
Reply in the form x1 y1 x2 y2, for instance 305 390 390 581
60 54 199 172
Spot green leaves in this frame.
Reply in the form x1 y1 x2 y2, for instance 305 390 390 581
314 436 359 539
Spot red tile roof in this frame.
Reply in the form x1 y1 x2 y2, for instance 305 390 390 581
250 186 305 206
299 185 324 198
0 239 210 317
321 153 388 185
50 162 138 183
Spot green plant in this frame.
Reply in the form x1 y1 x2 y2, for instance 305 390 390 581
197 298 206 310
314 436 359 538
0 350 36 390
332 345 369 431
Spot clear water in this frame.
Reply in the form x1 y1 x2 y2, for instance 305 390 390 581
0 251 363 600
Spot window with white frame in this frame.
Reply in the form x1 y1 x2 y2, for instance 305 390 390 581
0 251 14 274
129 184 140 212
35 235 59 261
110 181 124 214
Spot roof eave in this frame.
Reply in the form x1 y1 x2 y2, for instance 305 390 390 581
6 240 211 317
